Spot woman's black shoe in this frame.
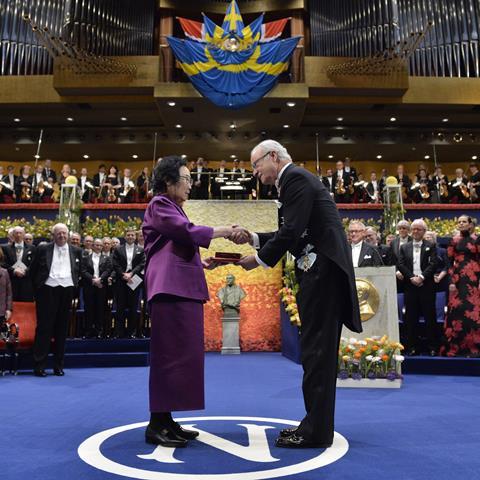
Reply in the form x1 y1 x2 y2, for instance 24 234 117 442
145 425 188 447
172 422 199 440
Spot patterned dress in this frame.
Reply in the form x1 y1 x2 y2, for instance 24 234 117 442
442 234 480 357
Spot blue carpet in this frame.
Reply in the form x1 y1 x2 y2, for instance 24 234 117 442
4 353 480 480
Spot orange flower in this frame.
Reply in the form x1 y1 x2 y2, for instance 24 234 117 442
354 352 361 359
372 345 379 351
359 347 366 354
381 354 389 362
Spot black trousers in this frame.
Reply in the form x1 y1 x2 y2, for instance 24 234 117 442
404 281 437 349
33 285 74 370
83 285 107 335
295 253 348 444
114 281 140 336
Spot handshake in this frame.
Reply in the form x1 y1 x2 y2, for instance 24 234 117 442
202 225 259 271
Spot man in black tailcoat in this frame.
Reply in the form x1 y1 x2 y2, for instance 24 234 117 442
112 229 145 338
398 219 439 356
30 223 83 377
232 140 361 449
2 226 35 301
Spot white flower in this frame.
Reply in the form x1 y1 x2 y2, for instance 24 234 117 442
365 355 373 361
372 356 382 363
348 337 358 344
358 340 367 346
371 336 381 340
393 355 405 362
378 349 385 356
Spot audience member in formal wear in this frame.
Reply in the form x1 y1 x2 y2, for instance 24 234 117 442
0 166 17 202
119 168 136 203
112 229 145 338
102 237 112 255
348 221 383 267
82 235 94 256
343 157 357 181
441 215 480 357
211 159 229 199
2 226 35 301
333 160 351 203
78 168 95 202
0 248 13 326
449 168 470 204
365 171 381 203
391 220 412 276
396 164 412 203
31 223 83 376
365 227 394 265
142 155 236 447
111 237 120 249
136 167 152 202
58 164 72 185
190 157 211 199
136 230 144 248
431 165 449 203
24 233 34 246
15 165 33 203
93 164 107 201
42 159 57 183
469 162 480 202
81 238 112 338
425 230 449 294
398 219 439 356
321 168 335 197
69 232 81 248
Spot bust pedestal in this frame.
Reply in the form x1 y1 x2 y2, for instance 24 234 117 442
221 307 240 355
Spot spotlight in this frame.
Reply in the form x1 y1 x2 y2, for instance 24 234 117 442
120 117 128 121
167 101 176 107
376 155 382 159
67 117 74 122
83 154 90 159
390 117 397 122
424 155 430 159
472 155 478 160
337 117 344 122
175 124 182 129
132 154 138 159
13 118 21 123
453 133 463 143
286 102 296 107
442 118 449 123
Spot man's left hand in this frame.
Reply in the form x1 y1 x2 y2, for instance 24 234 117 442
238 255 258 271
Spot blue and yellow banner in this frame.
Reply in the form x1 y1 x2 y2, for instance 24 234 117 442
167 0 299 109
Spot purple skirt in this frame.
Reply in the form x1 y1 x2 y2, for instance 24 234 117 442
149 295 205 412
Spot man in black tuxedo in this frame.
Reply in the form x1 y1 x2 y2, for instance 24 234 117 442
391 220 412 293
42 159 57 184
333 160 352 203
2 226 36 301
398 219 439 356
112 229 145 338
321 168 335 197
365 227 395 266
233 140 361 449
81 238 112 338
348 221 384 267
190 157 211 199
211 159 229 199
93 164 107 201
30 223 83 376
78 167 95 203
0 166 17 203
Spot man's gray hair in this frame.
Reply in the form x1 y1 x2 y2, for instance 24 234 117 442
349 220 366 230
252 139 292 162
12 226 25 234
411 218 427 230
52 223 69 234
397 220 410 229
425 230 437 242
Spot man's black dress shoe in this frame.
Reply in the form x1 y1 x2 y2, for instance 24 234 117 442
145 425 188 447
53 368 65 376
34 369 47 377
171 422 199 440
279 427 298 438
276 434 331 449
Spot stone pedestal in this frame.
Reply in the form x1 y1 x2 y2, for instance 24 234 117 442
221 307 240 355
342 266 400 342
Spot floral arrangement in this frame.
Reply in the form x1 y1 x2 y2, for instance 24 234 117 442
424 217 458 237
0 215 142 238
82 216 142 237
338 335 404 381
279 256 301 326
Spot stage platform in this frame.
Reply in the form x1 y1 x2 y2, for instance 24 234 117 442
3 353 480 480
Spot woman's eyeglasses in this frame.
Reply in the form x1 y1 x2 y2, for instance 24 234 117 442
179 175 193 185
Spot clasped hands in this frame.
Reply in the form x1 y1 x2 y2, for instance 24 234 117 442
202 225 258 271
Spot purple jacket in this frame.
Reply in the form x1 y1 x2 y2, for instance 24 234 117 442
0 267 13 316
142 195 213 302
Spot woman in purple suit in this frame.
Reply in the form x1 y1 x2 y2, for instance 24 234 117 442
142 156 234 447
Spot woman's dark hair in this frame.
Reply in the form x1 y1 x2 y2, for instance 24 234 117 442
153 155 187 194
